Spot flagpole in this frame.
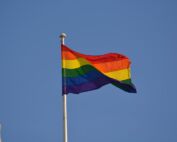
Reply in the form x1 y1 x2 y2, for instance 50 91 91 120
0 123 2 142
60 33 68 142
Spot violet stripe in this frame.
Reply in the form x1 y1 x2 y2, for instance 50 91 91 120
63 77 136 94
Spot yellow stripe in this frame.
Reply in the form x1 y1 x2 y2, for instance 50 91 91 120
62 58 90 69
62 58 131 81
104 68 131 81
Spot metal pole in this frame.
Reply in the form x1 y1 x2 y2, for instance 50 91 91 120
0 123 2 142
60 33 68 142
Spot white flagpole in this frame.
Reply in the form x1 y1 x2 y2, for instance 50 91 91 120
60 33 68 142
0 123 2 142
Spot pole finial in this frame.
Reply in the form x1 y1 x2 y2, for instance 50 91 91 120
60 33 67 45
60 33 67 39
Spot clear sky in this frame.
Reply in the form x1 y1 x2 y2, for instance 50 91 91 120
0 0 177 142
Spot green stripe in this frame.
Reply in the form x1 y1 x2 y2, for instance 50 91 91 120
111 79 134 91
121 79 132 85
62 65 96 77
111 79 133 87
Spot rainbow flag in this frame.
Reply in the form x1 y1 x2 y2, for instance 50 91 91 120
62 45 136 94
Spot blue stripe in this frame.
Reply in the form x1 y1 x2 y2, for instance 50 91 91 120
63 70 108 87
62 68 137 94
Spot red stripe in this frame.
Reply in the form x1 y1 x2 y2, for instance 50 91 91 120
61 45 130 64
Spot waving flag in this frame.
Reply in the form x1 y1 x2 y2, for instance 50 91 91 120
62 44 136 94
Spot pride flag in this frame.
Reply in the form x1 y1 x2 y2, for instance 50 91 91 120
62 44 136 94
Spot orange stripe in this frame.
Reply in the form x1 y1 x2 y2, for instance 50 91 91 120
62 58 130 73
62 51 77 60
62 45 130 72
93 59 130 72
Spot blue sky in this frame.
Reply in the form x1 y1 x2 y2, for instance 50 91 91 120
0 0 177 142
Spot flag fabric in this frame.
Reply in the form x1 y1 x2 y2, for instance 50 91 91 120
61 44 136 94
